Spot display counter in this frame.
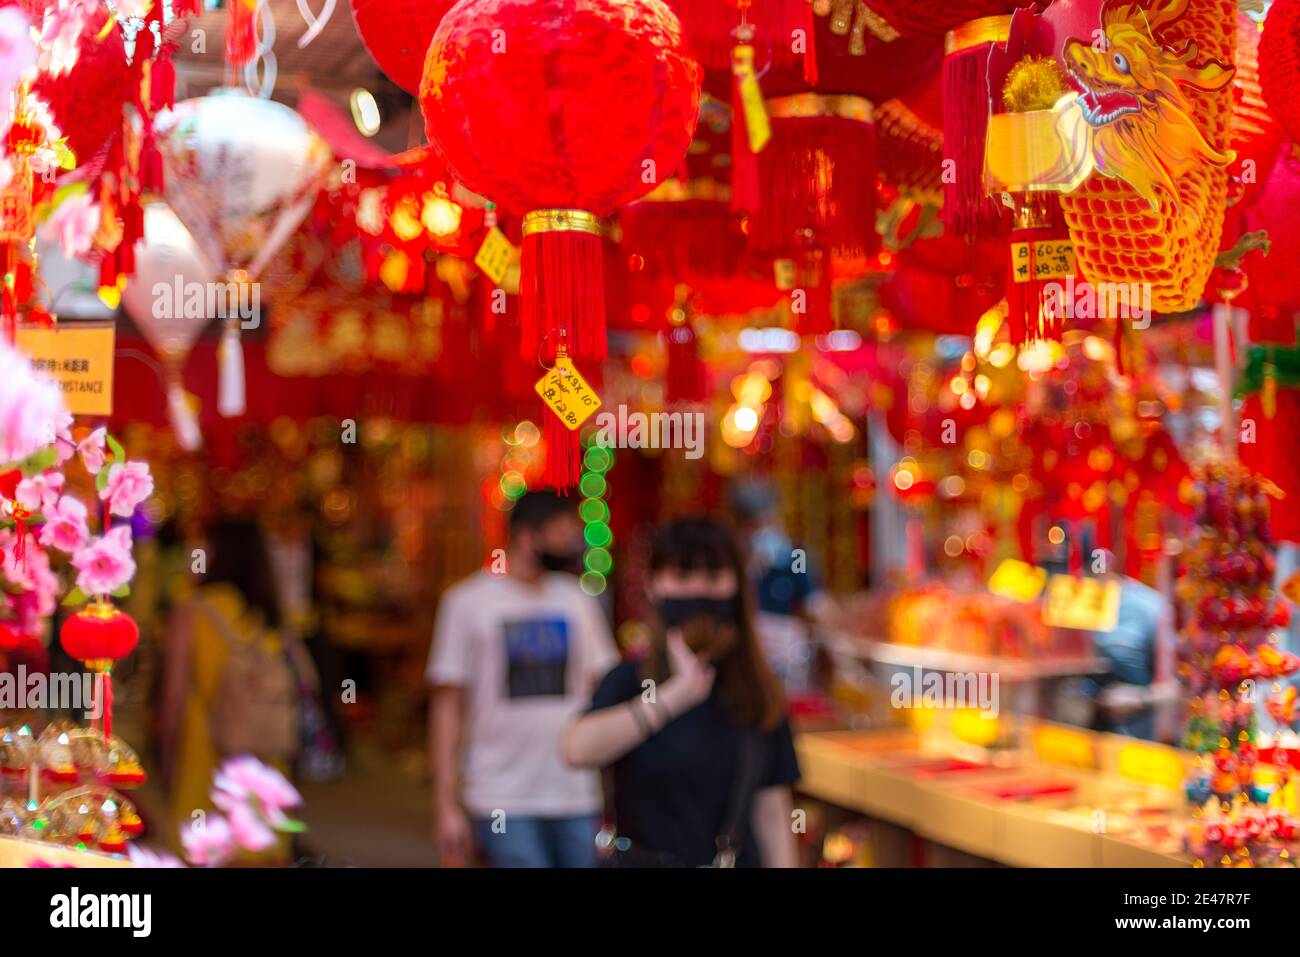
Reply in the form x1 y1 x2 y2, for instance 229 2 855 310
795 717 1190 867
0 835 131 868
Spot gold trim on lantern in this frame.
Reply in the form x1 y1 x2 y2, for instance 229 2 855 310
641 178 732 203
521 209 603 237
766 94 874 123
945 15 1013 56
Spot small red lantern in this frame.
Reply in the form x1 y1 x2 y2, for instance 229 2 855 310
420 0 700 487
351 0 455 94
60 601 139 742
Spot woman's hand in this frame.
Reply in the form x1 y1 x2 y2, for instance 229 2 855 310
658 630 715 717
435 800 473 867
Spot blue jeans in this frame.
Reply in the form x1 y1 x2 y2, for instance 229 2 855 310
473 814 599 868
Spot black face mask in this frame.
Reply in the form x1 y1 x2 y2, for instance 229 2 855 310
658 595 740 628
537 548 582 574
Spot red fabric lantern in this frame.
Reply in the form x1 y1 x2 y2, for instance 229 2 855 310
60 602 139 742
1260 0 1300 144
1232 13 1282 207
351 0 454 94
421 0 701 488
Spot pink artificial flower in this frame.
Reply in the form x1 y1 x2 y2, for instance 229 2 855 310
38 0 95 77
78 426 106 474
71 525 135 596
100 460 153 517
224 803 277 852
16 471 63 512
0 7 36 101
0 537 58 625
180 814 235 867
127 844 185 869
0 340 66 465
38 495 88 553
212 756 302 826
52 411 75 466
39 191 99 259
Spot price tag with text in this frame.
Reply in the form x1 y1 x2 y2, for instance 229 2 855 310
1010 239 1076 284
1041 574 1121 632
535 355 601 430
474 226 516 286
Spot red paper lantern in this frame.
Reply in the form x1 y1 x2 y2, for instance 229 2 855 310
421 0 700 487
60 602 139 664
1260 0 1300 144
1231 13 1282 207
351 0 454 94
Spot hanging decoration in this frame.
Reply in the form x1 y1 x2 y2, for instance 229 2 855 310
350 0 454 94
121 203 214 451
419 0 700 488
1259 0 1300 144
153 89 331 418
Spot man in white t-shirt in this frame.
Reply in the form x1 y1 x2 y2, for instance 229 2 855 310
428 490 618 867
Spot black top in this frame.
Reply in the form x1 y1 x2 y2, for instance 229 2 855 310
590 661 801 867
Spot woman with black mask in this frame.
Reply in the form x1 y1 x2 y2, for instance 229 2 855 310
562 516 801 867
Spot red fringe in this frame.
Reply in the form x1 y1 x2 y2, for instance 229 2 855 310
520 228 606 364
542 412 582 492
801 3 818 87
226 0 258 66
150 48 176 114
621 199 745 283
665 318 707 404
941 41 1007 243
749 115 877 259
1005 219 1070 345
730 72 762 216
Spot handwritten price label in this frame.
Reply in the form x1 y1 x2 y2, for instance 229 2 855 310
535 356 602 430
474 227 516 286
1010 239 1076 284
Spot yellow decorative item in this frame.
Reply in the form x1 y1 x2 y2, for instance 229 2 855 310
1002 55 1070 113
1057 0 1236 313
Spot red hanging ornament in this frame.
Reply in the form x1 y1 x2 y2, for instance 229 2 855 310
941 14 1013 243
226 0 259 65
420 0 700 489
350 0 455 94
1260 0 1300 145
60 601 140 743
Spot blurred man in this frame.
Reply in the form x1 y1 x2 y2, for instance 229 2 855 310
427 490 618 867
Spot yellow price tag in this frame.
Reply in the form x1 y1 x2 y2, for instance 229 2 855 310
732 45 771 154
1116 743 1184 792
1009 239 1076 284
1032 725 1096 769
15 322 115 416
535 355 602 431
474 226 515 287
988 558 1047 603
1041 574 1121 632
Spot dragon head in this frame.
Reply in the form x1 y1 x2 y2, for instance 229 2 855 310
1060 0 1234 207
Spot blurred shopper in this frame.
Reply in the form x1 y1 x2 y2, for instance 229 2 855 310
733 481 833 694
159 518 302 861
427 490 617 868
563 517 800 867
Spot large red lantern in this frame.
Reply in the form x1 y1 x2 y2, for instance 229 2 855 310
351 0 454 94
420 0 701 487
1260 0 1300 144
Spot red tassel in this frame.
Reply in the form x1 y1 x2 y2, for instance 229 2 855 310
519 222 606 364
542 412 582 492
1005 197 1069 345
730 71 762 216
665 315 707 405
801 5 818 87
226 0 258 66
941 39 1007 243
748 112 877 260
102 670 113 743
150 48 177 114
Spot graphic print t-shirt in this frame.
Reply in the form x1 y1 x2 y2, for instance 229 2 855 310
426 572 618 817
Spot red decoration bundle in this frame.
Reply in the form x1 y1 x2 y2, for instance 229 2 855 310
351 0 455 94
420 0 701 488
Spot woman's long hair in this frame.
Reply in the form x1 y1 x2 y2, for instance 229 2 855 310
642 516 786 730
